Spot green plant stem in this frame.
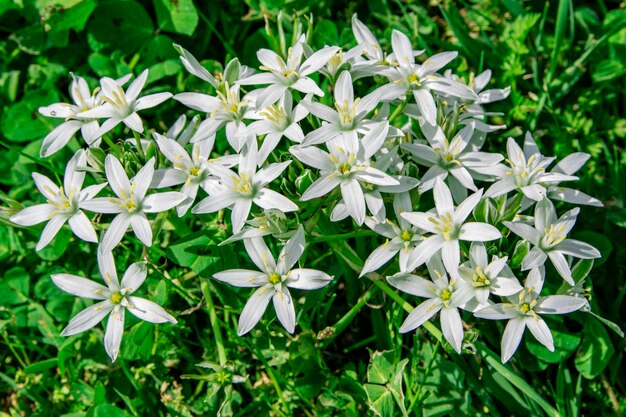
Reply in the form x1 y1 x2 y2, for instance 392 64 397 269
102 134 122 157
202 281 227 366
133 131 145 160
319 284 380 347
310 230 377 244
388 99 409 123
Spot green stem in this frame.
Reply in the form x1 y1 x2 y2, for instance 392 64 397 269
133 131 145 160
202 281 227 366
310 230 377 244
102 134 122 157
388 99 409 123
319 284 380 347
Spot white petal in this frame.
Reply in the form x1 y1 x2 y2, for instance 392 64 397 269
412 89 437 125
441 239 460 275
151 169 188 188
126 69 148 102
555 239 600 259
105 155 131 199
122 112 143 133
501 318 525 363
36 214 69 251
300 46 340 76
535 295 587 315
391 29 414 66
244 237 277 273
503 221 541 245
273 287 296 333
452 189 483 224
192 191 237 214
134 92 172 111
126 296 177 324
143 191 187 213
61 300 114 336
51 274 110 299
474 304 519 320
120 262 147 293
100 214 131 253
409 235 445 270
11 204 55 226
231 199 252 233
521 247 548 270
433 179 454 216
360 244 399 277
213 269 267 287
80 197 124 214
525 316 554 351
68 211 98 243
387 273 436 298
301 175 341 200
399 299 441 333
458 223 501 242
238 285 274 335
104 305 125 362
547 251 574 285
40 120 82 157
440 307 463 353
278 225 305 272
97 249 120 289
341 180 366 225
284 268 332 290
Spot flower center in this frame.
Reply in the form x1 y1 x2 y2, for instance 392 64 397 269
268 273 281 285
472 266 491 287
428 213 456 240
111 292 123 304
259 105 288 128
124 199 137 212
334 98 360 127
232 174 254 196
407 74 422 87
401 230 412 242
440 289 452 302
542 224 566 248
189 166 201 177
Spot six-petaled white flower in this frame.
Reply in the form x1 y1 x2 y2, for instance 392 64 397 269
213 226 332 335
474 267 587 363
51 251 176 361
81 155 186 252
503 197 600 285
11 151 107 250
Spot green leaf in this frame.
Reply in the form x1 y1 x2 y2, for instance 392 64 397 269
153 0 199 36
87 0 154 54
0 266 29 305
1 89 60 142
365 351 408 417
571 231 612 266
575 317 615 378
166 231 234 277
526 326 581 363
364 384 395 417
92 404 132 417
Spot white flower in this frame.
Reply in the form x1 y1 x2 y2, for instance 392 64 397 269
192 141 298 233
485 134 577 202
175 82 254 152
387 255 474 353
79 69 172 137
401 121 502 195
81 155 186 252
51 251 176 361
238 39 340 109
11 151 107 250
244 92 309 164
213 226 332 335
38 74 125 157
301 70 384 147
474 267 587 363
401 179 501 274
458 242 522 309
379 30 477 125
150 133 237 216
165 114 201 146
290 122 399 225
503 197 600 285
360 193 424 276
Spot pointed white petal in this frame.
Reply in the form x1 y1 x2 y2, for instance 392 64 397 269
440 307 464 353
284 268 332 290
126 296 176 324
237 285 274 335
143 191 187 213
68 211 98 243
387 272 436 298
36 214 69 251
120 262 147 293
100 213 131 253
501 318 525 363
399 299 441 333
104 305 125 362
51 274 110 299
273 287 296 333
10 204 55 226
458 223 501 242
61 300 114 336
525 316 554 351
213 269 267 287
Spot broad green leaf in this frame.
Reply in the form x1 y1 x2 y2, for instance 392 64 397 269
153 0 199 36
575 318 615 378
0 266 29 305
1 89 60 142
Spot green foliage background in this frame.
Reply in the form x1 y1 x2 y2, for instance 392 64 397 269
0 0 625 416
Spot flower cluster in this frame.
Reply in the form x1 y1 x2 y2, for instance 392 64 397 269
10 15 602 363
